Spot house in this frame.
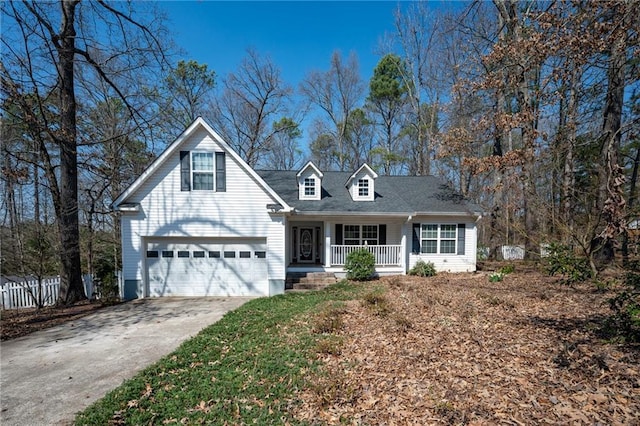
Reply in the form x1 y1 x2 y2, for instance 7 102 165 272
113 118 482 299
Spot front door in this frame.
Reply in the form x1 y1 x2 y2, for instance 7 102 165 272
298 227 314 262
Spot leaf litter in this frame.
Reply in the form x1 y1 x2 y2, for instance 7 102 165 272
292 272 639 425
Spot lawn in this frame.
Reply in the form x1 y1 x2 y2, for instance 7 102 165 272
76 270 639 425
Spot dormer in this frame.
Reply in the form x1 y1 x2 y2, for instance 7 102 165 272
346 163 378 201
296 161 323 201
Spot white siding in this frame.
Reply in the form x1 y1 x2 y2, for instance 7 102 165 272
120 127 285 296
406 218 477 273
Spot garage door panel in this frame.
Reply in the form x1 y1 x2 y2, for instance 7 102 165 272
146 239 267 297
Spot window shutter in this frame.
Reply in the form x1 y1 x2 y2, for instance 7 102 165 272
412 223 420 254
335 224 343 245
292 227 297 262
215 152 226 192
457 224 466 255
379 224 386 245
180 151 190 191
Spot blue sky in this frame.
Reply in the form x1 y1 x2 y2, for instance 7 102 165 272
160 1 457 88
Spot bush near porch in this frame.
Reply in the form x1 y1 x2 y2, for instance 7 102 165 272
344 248 375 281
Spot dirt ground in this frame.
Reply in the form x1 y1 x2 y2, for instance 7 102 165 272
2 270 638 424
1 300 109 341
295 270 640 425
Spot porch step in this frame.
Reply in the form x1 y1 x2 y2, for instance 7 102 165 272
286 272 338 291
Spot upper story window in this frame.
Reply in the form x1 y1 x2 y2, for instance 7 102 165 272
358 178 369 197
180 150 226 192
304 177 316 196
192 152 213 190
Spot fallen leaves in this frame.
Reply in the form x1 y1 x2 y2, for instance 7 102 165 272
292 272 639 425
1 301 107 340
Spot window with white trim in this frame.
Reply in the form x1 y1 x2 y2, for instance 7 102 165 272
344 224 378 245
192 152 214 190
304 177 316 196
421 224 457 254
358 178 369 197
181 150 226 192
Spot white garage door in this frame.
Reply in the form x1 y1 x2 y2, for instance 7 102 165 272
145 238 267 297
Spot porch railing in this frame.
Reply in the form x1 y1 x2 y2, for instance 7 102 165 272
331 245 402 266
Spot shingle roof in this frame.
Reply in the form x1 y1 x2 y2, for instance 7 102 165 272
257 170 480 216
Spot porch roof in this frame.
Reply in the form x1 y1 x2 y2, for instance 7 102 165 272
257 170 480 217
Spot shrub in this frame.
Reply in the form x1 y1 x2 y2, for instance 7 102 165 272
409 260 436 277
605 270 640 342
544 242 592 285
500 264 515 274
345 248 375 281
477 246 489 261
94 255 120 303
488 272 504 282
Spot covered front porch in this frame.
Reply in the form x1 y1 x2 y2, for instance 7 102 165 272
286 218 408 274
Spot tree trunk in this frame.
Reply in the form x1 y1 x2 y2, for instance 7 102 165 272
3 150 22 260
593 23 627 268
561 67 578 244
56 0 85 305
622 145 640 265
487 89 506 259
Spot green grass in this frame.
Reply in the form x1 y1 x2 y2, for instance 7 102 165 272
75 281 364 425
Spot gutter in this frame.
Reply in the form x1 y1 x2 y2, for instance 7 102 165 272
412 211 480 218
291 210 411 217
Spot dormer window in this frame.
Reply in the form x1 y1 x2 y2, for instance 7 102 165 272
304 177 316 196
297 161 323 201
346 163 378 201
358 178 369 197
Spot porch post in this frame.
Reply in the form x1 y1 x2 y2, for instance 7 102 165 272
324 221 331 267
400 224 408 273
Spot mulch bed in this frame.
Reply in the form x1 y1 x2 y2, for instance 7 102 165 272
294 272 640 425
1 300 108 341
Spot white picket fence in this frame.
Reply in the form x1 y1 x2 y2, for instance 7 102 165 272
499 244 552 260
501 245 525 260
0 275 97 310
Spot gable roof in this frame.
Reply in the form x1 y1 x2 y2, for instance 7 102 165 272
296 161 324 178
112 117 291 211
345 163 378 186
257 170 481 217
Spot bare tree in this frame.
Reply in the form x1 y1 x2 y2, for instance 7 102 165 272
344 108 376 171
393 2 442 176
262 117 303 171
300 50 365 171
1 1 168 304
213 49 294 168
162 60 216 129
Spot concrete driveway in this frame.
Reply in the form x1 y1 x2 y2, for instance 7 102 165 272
1 297 253 426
